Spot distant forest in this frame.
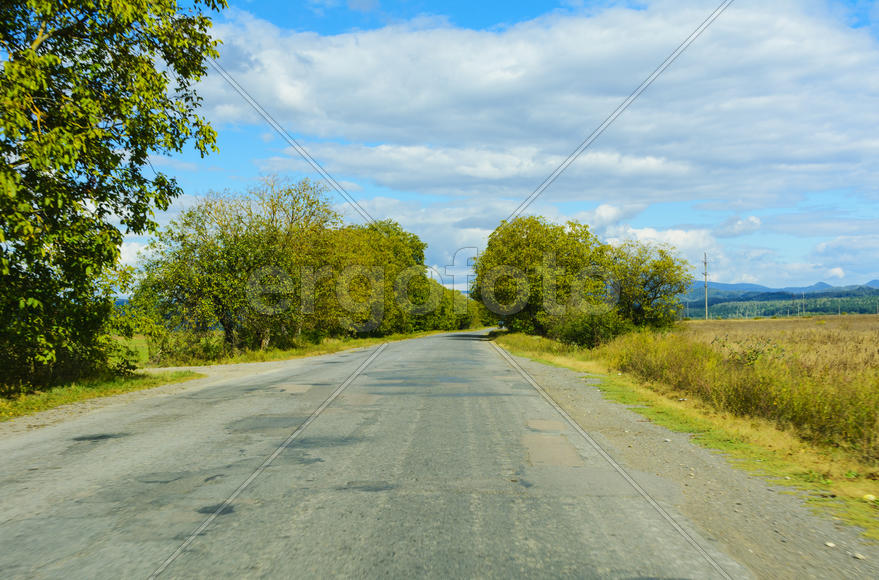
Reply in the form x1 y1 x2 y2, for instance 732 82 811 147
681 284 879 319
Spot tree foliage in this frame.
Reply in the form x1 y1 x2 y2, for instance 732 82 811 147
1 0 226 386
473 217 692 344
471 216 606 334
606 240 692 327
130 178 486 364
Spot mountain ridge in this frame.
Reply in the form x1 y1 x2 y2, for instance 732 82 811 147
682 280 879 316
687 280 877 297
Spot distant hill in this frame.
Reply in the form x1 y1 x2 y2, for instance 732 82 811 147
682 280 879 318
689 282 771 293
779 281 834 294
687 280 878 299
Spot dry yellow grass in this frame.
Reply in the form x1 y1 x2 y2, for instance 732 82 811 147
595 315 879 463
686 315 879 375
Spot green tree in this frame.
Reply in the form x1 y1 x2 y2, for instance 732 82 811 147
472 216 606 334
325 220 432 336
130 178 485 363
132 178 342 359
1 0 226 385
474 217 693 339
606 240 692 327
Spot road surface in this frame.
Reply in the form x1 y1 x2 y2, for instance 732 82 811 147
0 331 751 578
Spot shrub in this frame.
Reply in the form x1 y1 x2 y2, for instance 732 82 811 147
541 305 634 349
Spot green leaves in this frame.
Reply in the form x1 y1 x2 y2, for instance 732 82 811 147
1 0 225 387
473 216 607 334
474 217 693 336
18 296 42 310
607 241 693 328
130 178 485 363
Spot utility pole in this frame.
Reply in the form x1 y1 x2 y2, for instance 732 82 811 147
703 252 709 320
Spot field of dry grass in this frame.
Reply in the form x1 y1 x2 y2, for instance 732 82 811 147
687 315 879 373
596 315 879 463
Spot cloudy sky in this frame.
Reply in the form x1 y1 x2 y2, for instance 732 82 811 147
135 0 879 289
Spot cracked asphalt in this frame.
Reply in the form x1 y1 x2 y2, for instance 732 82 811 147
0 330 768 578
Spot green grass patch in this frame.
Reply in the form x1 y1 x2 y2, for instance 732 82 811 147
493 332 879 541
118 334 150 366
0 371 201 421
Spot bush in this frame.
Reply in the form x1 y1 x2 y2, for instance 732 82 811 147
541 305 633 349
142 329 228 367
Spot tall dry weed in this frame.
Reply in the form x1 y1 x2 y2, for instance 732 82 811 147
595 316 879 461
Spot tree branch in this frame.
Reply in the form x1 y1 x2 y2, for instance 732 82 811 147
29 13 90 53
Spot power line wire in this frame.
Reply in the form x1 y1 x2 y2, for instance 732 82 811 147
502 0 735 227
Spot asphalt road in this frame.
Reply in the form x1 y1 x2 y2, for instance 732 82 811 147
0 331 751 579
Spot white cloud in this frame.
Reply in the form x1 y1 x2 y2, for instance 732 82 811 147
827 266 845 279
812 234 879 272
148 155 198 172
733 273 759 284
119 240 150 266
179 1 879 287
573 203 647 232
204 3 879 205
716 215 761 237
606 224 715 253
259 143 688 197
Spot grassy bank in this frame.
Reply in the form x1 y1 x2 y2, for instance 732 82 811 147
493 326 879 540
0 371 200 421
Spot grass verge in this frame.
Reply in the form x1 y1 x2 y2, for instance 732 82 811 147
0 371 201 422
493 331 879 541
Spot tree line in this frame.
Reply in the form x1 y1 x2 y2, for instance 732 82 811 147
124 178 487 365
702 296 879 319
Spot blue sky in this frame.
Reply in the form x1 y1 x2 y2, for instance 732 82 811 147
133 0 879 288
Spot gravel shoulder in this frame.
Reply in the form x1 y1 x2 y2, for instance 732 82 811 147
513 353 879 579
